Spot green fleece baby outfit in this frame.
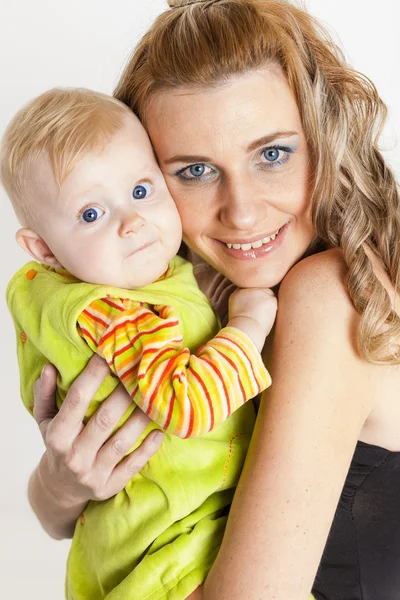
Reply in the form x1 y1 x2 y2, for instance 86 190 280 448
7 256 257 599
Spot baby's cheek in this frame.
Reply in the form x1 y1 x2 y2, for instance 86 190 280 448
75 241 110 278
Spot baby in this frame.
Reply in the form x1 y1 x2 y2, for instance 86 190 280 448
2 88 276 599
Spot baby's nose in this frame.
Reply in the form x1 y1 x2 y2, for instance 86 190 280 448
118 213 145 238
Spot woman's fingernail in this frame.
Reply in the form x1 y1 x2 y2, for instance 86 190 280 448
153 432 164 445
41 364 48 378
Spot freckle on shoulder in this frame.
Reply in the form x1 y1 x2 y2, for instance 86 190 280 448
292 247 347 280
279 247 353 312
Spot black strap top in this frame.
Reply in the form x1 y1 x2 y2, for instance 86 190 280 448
312 440 400 600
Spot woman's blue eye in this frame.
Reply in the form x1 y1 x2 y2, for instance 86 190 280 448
264 148 280 162
176 163 215 181
133 182 152 199
189 164 206 177
80 207 104 223
260 145 292 168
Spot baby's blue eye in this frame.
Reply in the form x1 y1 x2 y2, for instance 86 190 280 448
80 207 104 223
133 182 152 199
263 148 280 162
189 164 206 177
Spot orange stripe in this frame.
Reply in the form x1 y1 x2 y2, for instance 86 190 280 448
90 300 115 318
201 356 231 414
130 383 139 399
102 297 125 311
138 346 184 380
147 356 176 415
218 335 259 386
82 309 109 329
79 327 98 348
163 390 175 430
120 363 139 382
99 313 153 345
188 368 214 434
116 350 141 372
113 341 141 359
215 349 247 403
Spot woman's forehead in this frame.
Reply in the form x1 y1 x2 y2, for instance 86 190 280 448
146 68 303 153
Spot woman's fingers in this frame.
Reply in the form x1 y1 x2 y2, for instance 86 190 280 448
103 429 164 499
31 356 165 505
77 382 136 456
96 406 152 473
33 363 59 441
50 355 110 447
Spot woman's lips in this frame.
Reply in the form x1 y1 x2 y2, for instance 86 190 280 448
215 222 289 260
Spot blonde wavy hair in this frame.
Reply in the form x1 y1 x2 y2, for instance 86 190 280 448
114 0 400 365
1 88 130 226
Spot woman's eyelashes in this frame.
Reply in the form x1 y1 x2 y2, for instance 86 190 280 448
175 163 216 182
174 145 294 182
257 145 293 169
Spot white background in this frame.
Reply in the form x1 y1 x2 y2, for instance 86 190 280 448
0 1 399 598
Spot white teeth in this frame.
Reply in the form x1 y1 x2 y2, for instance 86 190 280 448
225 227 282 251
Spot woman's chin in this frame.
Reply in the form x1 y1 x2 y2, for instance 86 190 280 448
211 259 283 288
227 273 281 289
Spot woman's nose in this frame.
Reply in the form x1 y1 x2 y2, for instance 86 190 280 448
118 212 145 238
218 176 269 231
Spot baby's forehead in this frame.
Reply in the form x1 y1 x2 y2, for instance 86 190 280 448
24 151 56 192
24 112 157 208
21 153 64 213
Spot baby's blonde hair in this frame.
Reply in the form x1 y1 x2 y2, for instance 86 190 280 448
1 88 131 225
115 0 400 365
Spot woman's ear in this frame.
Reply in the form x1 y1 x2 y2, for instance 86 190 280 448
16 228 63 268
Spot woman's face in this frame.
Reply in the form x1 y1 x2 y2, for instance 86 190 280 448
145 67 315 288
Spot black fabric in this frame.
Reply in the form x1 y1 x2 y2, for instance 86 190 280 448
312 441 400 600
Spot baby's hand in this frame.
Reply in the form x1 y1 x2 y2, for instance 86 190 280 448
228 288 277 352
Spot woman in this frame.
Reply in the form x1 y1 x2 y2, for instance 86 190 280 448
29 0 400 598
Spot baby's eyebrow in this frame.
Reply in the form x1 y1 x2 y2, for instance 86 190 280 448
65 184 104 203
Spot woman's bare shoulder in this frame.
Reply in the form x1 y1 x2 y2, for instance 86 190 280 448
278 248 356 330
282 248 348 293
275 247 381 415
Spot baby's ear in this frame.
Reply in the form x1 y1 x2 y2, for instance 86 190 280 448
16 228 63 268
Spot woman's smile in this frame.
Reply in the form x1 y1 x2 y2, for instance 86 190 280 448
214 221 290 260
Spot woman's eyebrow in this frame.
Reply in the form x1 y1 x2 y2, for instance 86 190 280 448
162 131 299 165
246 131 298 152
163 154 212 165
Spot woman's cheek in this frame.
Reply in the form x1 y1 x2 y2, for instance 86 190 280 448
175 191 211 237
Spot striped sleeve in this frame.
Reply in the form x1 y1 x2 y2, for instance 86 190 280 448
78 299 271 438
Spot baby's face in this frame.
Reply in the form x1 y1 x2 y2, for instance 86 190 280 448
28 113 182 288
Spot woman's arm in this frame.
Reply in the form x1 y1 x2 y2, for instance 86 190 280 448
28 357 164 539
204 250 382 599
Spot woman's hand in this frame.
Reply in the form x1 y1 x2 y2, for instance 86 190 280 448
29 355 164 539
